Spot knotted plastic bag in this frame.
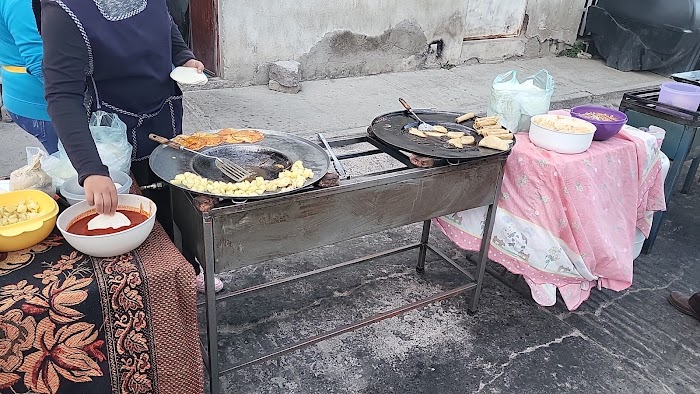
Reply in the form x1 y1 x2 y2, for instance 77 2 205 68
41 111 132 187
487 69 554 132
10 153 54 194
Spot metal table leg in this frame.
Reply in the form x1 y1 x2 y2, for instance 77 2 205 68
416 220 431 273
203 218 221 394
469 163 503 314
643 131 694 254
681 157 699 194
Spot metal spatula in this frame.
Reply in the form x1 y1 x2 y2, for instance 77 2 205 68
149 134 252 182
399 98 436 131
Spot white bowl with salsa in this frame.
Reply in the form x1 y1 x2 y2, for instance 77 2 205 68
56 194 156 257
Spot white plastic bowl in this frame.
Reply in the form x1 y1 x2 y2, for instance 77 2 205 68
529 115 596 154
60 170 132 205
56 194 156 257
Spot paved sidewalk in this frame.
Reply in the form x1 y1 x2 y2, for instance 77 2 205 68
180 56 665 140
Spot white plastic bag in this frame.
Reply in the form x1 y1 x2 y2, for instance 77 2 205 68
488 69 554 132
41 111 132 187
10 152 54 194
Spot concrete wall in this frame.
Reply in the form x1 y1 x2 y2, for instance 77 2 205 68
218 0 587 85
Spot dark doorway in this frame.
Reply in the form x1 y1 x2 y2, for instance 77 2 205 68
190 0 220 76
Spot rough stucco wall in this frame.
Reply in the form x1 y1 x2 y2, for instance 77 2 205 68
219 0 467 85
524 0 587 55
218 0 586 85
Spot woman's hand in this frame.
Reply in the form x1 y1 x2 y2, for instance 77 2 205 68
183 59 205 73
84 175 118 214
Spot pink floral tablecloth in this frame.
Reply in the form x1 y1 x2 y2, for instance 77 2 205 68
435 125 666 310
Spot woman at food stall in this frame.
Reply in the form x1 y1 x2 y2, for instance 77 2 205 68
0 0 58 153
39 0 223 292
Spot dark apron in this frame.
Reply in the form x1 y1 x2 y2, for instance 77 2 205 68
55 0 183 162
53 0 185 240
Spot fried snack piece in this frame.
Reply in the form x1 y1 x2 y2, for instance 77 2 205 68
235 129 265 143
460 136 476 145
223 135 243 144
479 135 510 151
456 113 475 123
432 125 448 134
448 138 464 149
480 124 507 130
408 128 427 138
173 134 206 150
495 133 514 141
424 131 445 138
482 129 511 137
218 128 239 136
474 116 500 128
200 133 223 147
217 128 244 144
446 131 465 138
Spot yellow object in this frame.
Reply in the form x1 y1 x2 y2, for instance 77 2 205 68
0 190 58 252
1 66 27 74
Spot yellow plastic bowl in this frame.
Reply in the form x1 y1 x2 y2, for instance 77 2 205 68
0 190 59 252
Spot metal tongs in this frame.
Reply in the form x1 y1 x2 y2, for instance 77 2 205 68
149 134 252 182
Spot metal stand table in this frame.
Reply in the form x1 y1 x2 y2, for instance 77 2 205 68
171 133 508 393
620 88 700 253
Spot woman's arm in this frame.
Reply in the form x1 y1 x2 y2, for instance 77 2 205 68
41 1 109 184
170 15 195 67
3 0 44 81
42 2 116 213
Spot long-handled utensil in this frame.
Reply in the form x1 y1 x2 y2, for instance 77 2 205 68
399 98 436 131
149 134 252 182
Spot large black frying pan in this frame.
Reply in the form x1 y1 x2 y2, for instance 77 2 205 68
368 109 514 160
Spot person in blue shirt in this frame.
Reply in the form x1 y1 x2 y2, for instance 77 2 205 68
0 0 58 154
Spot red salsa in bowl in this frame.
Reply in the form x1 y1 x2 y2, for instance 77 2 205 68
67 209 149 236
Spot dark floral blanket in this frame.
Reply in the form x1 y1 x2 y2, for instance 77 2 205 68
0 227 203 394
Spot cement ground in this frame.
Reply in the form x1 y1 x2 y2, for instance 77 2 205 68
2 56 698 393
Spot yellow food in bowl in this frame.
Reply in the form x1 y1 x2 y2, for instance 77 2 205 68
532 115 595 134
0 190 58 252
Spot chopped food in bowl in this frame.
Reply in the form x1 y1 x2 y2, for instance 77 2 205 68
570 105 627 141
578 112 620 122
0 190 58 252
56 194 156 257
529 115 596 154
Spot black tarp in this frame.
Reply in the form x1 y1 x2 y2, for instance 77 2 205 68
586 0 700 75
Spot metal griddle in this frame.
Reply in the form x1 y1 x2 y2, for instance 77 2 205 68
149 130 330 200
368 109 514 159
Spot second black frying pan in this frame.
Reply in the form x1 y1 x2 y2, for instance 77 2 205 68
368 109 514 160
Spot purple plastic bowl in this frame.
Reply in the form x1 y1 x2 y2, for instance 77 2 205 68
570 105 628 141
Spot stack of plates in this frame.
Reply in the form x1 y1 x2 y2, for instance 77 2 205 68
170 66 208 86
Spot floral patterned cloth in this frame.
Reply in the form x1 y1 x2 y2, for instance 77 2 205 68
436 125 666 310
0 224 204 394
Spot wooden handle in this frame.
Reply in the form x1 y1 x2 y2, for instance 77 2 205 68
398 98 412 111
149 133 183 150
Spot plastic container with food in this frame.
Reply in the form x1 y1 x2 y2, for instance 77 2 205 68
0 190 59 252
60 169 132 205
529 114 597 154
56 194 156 257
570 105 628 141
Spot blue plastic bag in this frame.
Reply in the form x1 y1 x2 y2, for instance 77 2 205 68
488 69 555 132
